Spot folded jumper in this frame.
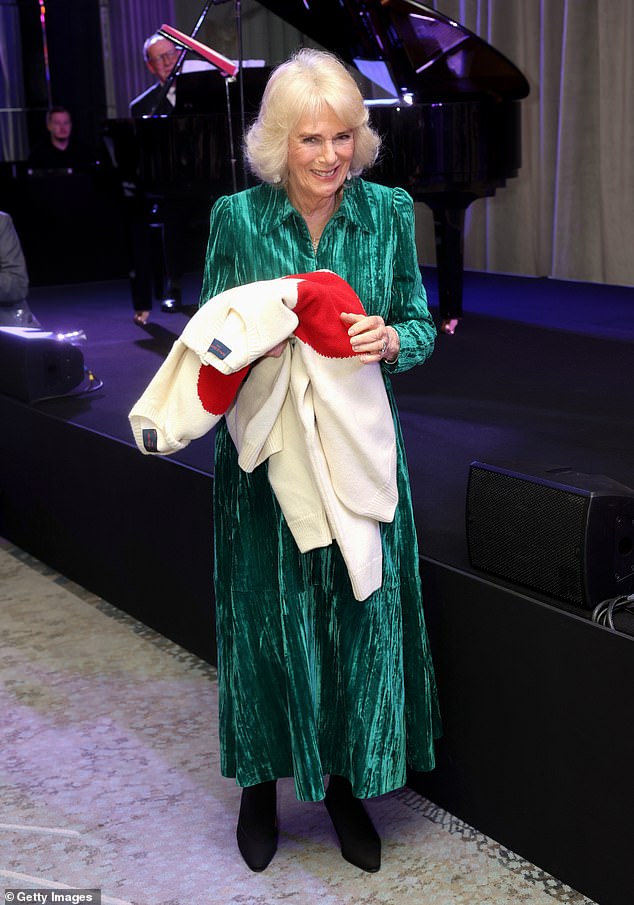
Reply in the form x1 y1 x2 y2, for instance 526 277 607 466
128 270 398 600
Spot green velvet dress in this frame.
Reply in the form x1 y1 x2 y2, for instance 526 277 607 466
200 178 442 802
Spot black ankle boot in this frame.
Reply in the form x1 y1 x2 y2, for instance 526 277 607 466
236 780 278 872
325 775 381 872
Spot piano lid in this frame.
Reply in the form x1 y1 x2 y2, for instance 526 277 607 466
255 0 530 102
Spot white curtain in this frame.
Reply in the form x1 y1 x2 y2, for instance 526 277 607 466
414 0 634 286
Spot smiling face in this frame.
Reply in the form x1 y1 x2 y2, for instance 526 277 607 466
286 107 355 212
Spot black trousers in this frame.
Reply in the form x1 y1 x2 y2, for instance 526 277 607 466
127 193 183 312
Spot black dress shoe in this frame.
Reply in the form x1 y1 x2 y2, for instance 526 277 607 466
325 775 381 872
236 780 278 872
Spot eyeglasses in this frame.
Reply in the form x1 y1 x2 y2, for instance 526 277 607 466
149 49 180 65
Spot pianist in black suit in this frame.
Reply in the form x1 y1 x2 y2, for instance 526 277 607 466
127 33 186 324
128 33 189 327
129 33 181 118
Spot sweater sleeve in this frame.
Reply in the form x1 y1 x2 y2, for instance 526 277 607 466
382 187 436 375
128 340 230 455
0 213 29 303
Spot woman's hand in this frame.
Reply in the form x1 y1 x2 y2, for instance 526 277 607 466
340 312 400 364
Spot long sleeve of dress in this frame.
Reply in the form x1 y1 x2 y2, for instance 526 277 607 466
381 187 436 375
200 195 237 303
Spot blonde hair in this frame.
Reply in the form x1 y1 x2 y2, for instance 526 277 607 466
244 48 381 186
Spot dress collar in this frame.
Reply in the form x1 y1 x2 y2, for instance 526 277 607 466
257 178 376 237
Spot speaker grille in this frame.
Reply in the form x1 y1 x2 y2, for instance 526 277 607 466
467 466 589 604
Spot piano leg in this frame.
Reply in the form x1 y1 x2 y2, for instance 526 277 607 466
126 195 181 316
127 200 153 316
430 206 466 333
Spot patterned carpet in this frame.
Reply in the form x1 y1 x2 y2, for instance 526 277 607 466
0 539 596 905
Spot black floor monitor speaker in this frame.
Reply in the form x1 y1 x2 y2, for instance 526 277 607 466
0 328 85 403
467 461 634 608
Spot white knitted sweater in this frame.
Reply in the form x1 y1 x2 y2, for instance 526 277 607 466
129 271 397 600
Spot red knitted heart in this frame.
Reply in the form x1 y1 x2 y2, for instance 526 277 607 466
197 363 249 415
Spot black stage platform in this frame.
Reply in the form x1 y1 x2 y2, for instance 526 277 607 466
2 268 633 905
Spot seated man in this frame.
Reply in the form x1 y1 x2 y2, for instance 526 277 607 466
27 106 98 172
0 211 40 327
130 33 181 116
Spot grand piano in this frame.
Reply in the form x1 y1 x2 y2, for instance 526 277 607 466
107 0 529 328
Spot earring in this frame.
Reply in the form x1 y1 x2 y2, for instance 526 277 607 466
272 175 281 184
346 172 352 181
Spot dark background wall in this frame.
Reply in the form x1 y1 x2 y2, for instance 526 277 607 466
18 0 108 150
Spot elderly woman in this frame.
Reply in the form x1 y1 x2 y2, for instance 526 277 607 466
200 48 441 873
